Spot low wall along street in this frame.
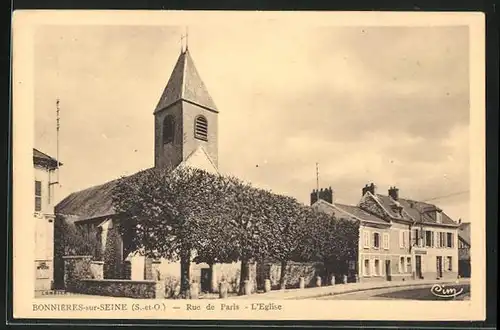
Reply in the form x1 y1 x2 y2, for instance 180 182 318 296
257 261 325 290
74 279 165 299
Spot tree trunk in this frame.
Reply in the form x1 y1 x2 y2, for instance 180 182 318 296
238 259 249 295
279 260 288 290
209 263 217 293
180 249 191 298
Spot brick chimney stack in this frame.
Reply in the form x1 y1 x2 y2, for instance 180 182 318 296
310 187 333 205
362 182 376 196
388 186 399 200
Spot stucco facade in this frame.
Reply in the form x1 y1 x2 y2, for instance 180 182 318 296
313 183 461 284
33 149 60 291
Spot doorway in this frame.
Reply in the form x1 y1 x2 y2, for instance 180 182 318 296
415 256 422 279
385 260 391 281
436 256 443 279
200 268 211 293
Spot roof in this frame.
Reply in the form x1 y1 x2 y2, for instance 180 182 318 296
458 222 471 246
56 147 218 223
334 203 390 225
374 194 458 226
312 199 389 225
33 148 62 169
154 49 218 114
55 177 122 222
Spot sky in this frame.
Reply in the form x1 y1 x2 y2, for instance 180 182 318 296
34 24 471 222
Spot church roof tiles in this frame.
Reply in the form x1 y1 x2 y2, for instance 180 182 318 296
154 49 218 114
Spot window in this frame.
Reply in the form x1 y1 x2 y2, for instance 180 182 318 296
363 259 370 276
35 180 42 212
383 233 390 250
446 233 454 248
412 229 418 246
399 256 405 273
406 257 411 273
439 232 446 248
404 230 409 248
414 229 423 247
162 115 175 144
436 211 442 223
399 230 404 248
373 233 380 249
447 256 453 271
363 231 370 248
425 230 433 247
374 259 380 276
194 115 208 141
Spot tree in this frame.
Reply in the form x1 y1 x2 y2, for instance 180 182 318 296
265 196 309 289
206 176 276 295
112 166 225 297
55 217 102 259
297 208 336 264
297 210 360 281
330 217 360 278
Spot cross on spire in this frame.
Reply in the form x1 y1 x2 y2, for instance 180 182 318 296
180 27 189 52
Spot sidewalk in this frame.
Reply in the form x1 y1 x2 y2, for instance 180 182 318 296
232 278 471 300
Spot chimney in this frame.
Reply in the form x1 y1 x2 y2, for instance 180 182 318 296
310 189 318 206
362 182 376 196
311 187 333 205
388 186 399 200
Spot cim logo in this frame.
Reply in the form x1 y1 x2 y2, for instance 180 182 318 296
430 284 464 298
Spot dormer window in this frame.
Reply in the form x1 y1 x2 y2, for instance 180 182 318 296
194 115 208 141
162 115 175 144
436 211 442 223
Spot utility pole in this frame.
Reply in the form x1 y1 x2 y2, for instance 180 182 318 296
316 162 320 200
49 99 61 203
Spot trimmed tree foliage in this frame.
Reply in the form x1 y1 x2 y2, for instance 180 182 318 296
112 164 360 296
112 166 226 297
265 196 310 289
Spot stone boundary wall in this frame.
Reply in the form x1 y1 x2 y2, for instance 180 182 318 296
257 261 325 290
74 279 164 299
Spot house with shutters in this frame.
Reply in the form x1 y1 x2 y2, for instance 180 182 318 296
33 148 62 291
311 183 461 283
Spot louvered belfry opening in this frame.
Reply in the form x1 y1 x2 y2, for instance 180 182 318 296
194 115 208 141
162 115 175 144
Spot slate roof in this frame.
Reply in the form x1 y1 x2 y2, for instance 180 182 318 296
334 203 389 225
312 199 389 225
154 49 218 114
55 176 123 222
33 148 62 169
374 194 458 226
458 222 471 246
55 146 218 223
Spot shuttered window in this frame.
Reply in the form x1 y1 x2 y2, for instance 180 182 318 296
35 180 42 212
194 115 208 141
383 233 390 250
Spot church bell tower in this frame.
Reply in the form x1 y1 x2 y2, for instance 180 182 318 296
153 45 219 170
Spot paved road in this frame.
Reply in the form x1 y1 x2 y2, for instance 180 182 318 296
317 283 470 301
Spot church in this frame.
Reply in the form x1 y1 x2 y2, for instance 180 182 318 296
54 44 247 293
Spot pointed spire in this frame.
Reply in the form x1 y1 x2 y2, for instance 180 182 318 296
155 47 218 114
